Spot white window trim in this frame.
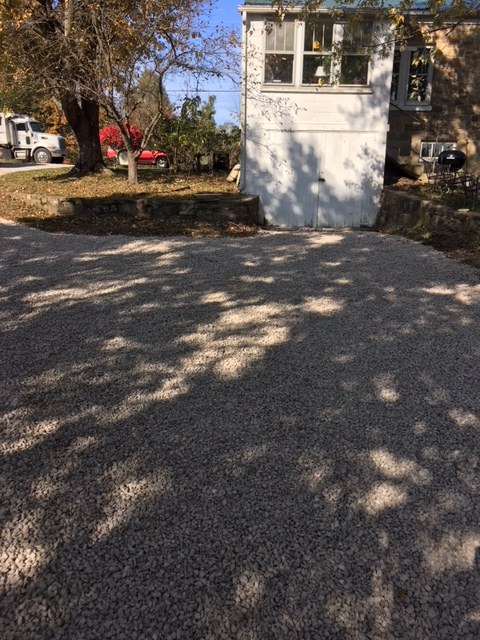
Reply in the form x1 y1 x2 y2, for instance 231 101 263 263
390 46 433 111
263 20 297 86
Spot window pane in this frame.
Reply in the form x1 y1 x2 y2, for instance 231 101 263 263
264 54 294 83
284 22 295 51
420 141 455 160
302 55 332 85
390 50 401 101
344 22 373 51
267 23 294 53
340 55 369 85
407 48 430 102
304 22 333 52
266 27 275 51
420 142 433 159
275 26 285 51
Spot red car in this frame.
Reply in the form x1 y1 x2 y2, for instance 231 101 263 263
106 146 170 169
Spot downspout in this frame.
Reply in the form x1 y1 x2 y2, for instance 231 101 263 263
238 10 248 192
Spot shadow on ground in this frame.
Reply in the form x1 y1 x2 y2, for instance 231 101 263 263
1 223 479 639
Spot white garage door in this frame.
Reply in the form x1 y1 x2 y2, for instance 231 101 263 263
248 130 384 228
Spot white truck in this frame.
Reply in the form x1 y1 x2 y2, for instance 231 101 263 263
0 112 67 164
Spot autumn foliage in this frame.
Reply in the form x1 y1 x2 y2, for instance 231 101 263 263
99 124 144 149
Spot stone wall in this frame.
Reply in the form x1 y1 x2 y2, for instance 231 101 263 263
387 22 480 176
8 192 259 226
377 187 480 232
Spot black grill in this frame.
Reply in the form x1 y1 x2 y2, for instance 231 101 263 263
437 149 466 171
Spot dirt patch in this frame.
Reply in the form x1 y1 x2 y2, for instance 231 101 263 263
381 226 480 270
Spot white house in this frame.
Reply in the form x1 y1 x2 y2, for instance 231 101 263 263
238 1 395 227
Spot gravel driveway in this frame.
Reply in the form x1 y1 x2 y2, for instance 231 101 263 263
1 221 480 640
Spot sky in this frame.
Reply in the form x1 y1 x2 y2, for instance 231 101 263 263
165 1 242 125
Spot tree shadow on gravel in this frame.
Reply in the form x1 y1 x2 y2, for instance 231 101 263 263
1 222 480 640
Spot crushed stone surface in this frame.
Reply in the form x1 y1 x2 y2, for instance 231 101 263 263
1 221 480 640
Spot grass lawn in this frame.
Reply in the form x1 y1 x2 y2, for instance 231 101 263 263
0 166 258 238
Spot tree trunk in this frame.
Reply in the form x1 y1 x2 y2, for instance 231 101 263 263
195 154 201 173
60 94 105 175
127 150 139 185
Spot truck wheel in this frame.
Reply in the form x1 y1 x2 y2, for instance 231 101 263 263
33 148 52 164
117 150 128 166
155 156 169 169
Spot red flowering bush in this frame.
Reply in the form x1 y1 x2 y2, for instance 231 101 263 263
99 124 144 149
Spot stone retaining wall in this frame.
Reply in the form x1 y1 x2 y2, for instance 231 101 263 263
8 192 259 226
377 188 480 232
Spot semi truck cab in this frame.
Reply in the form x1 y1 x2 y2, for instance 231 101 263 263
0 113 67 164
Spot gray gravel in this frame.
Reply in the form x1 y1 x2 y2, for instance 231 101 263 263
1 220 480 640
0 163 73 177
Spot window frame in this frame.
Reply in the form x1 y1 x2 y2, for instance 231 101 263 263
419 141 456 164
338 21 373 87
302 20 335 86
263 20 296 86
390 46 434 110
263 19 373 91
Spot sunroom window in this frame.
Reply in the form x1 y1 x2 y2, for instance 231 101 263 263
263 19 374 89
303 21 333 85
264 22 295 84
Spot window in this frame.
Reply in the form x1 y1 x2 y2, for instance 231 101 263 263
407 49 431 103
420 141 455 163
264 22 295 84
390 50 401 101
340 22 372 86
303 21 333 85
264 19 373 89
391 47 433 109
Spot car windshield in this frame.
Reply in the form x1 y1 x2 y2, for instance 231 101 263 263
29 122 43 133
